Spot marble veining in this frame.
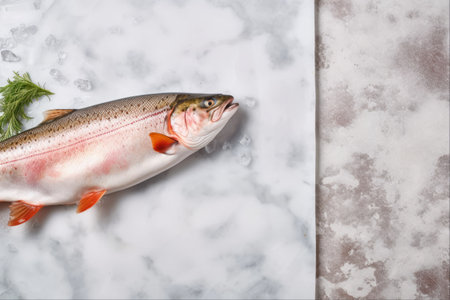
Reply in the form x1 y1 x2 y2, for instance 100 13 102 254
0 0 315 299
316 0 449 298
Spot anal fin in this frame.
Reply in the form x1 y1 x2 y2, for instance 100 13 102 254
8 201 43 226
77 189 106 213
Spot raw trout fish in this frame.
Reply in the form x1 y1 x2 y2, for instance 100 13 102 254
0 93 238 226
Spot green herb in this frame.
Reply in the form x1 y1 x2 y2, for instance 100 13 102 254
0 72 53 141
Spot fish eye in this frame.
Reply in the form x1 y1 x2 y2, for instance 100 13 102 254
202 98 216 108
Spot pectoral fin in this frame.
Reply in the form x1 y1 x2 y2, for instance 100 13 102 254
149 132 178 154
8 201 43 226
40 109 76 125
77 189 106 213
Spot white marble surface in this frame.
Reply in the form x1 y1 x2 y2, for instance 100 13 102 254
0 1 315 298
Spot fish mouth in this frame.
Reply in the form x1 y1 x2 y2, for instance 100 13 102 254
224 97 239 111
211 97 239 122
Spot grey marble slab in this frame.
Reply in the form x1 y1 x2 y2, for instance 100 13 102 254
316 0 449 299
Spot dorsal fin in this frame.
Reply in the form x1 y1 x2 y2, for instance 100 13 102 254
40 109 75 125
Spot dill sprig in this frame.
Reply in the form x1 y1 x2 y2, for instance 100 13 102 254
0 72 53 141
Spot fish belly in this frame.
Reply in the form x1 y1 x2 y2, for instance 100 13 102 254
0 122 193 206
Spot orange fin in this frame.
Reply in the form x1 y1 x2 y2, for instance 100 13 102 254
40 109 76 125
77 189 106 213
8 201 43 226
149 132 178 154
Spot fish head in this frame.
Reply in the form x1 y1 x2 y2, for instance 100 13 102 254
169 94 239 150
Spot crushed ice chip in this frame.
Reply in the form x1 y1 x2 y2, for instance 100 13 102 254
237 150 252 167
205 141 217 154
239 134 251 146
74 79 93 91
244 97 257 108
1 50 21 62
11 24 37 42
222 141 232 151
45 34 62 49
0 38 17 50
58 51 67 64
50 68 68 84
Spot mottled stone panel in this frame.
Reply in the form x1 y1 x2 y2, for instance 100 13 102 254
316 0 449 298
